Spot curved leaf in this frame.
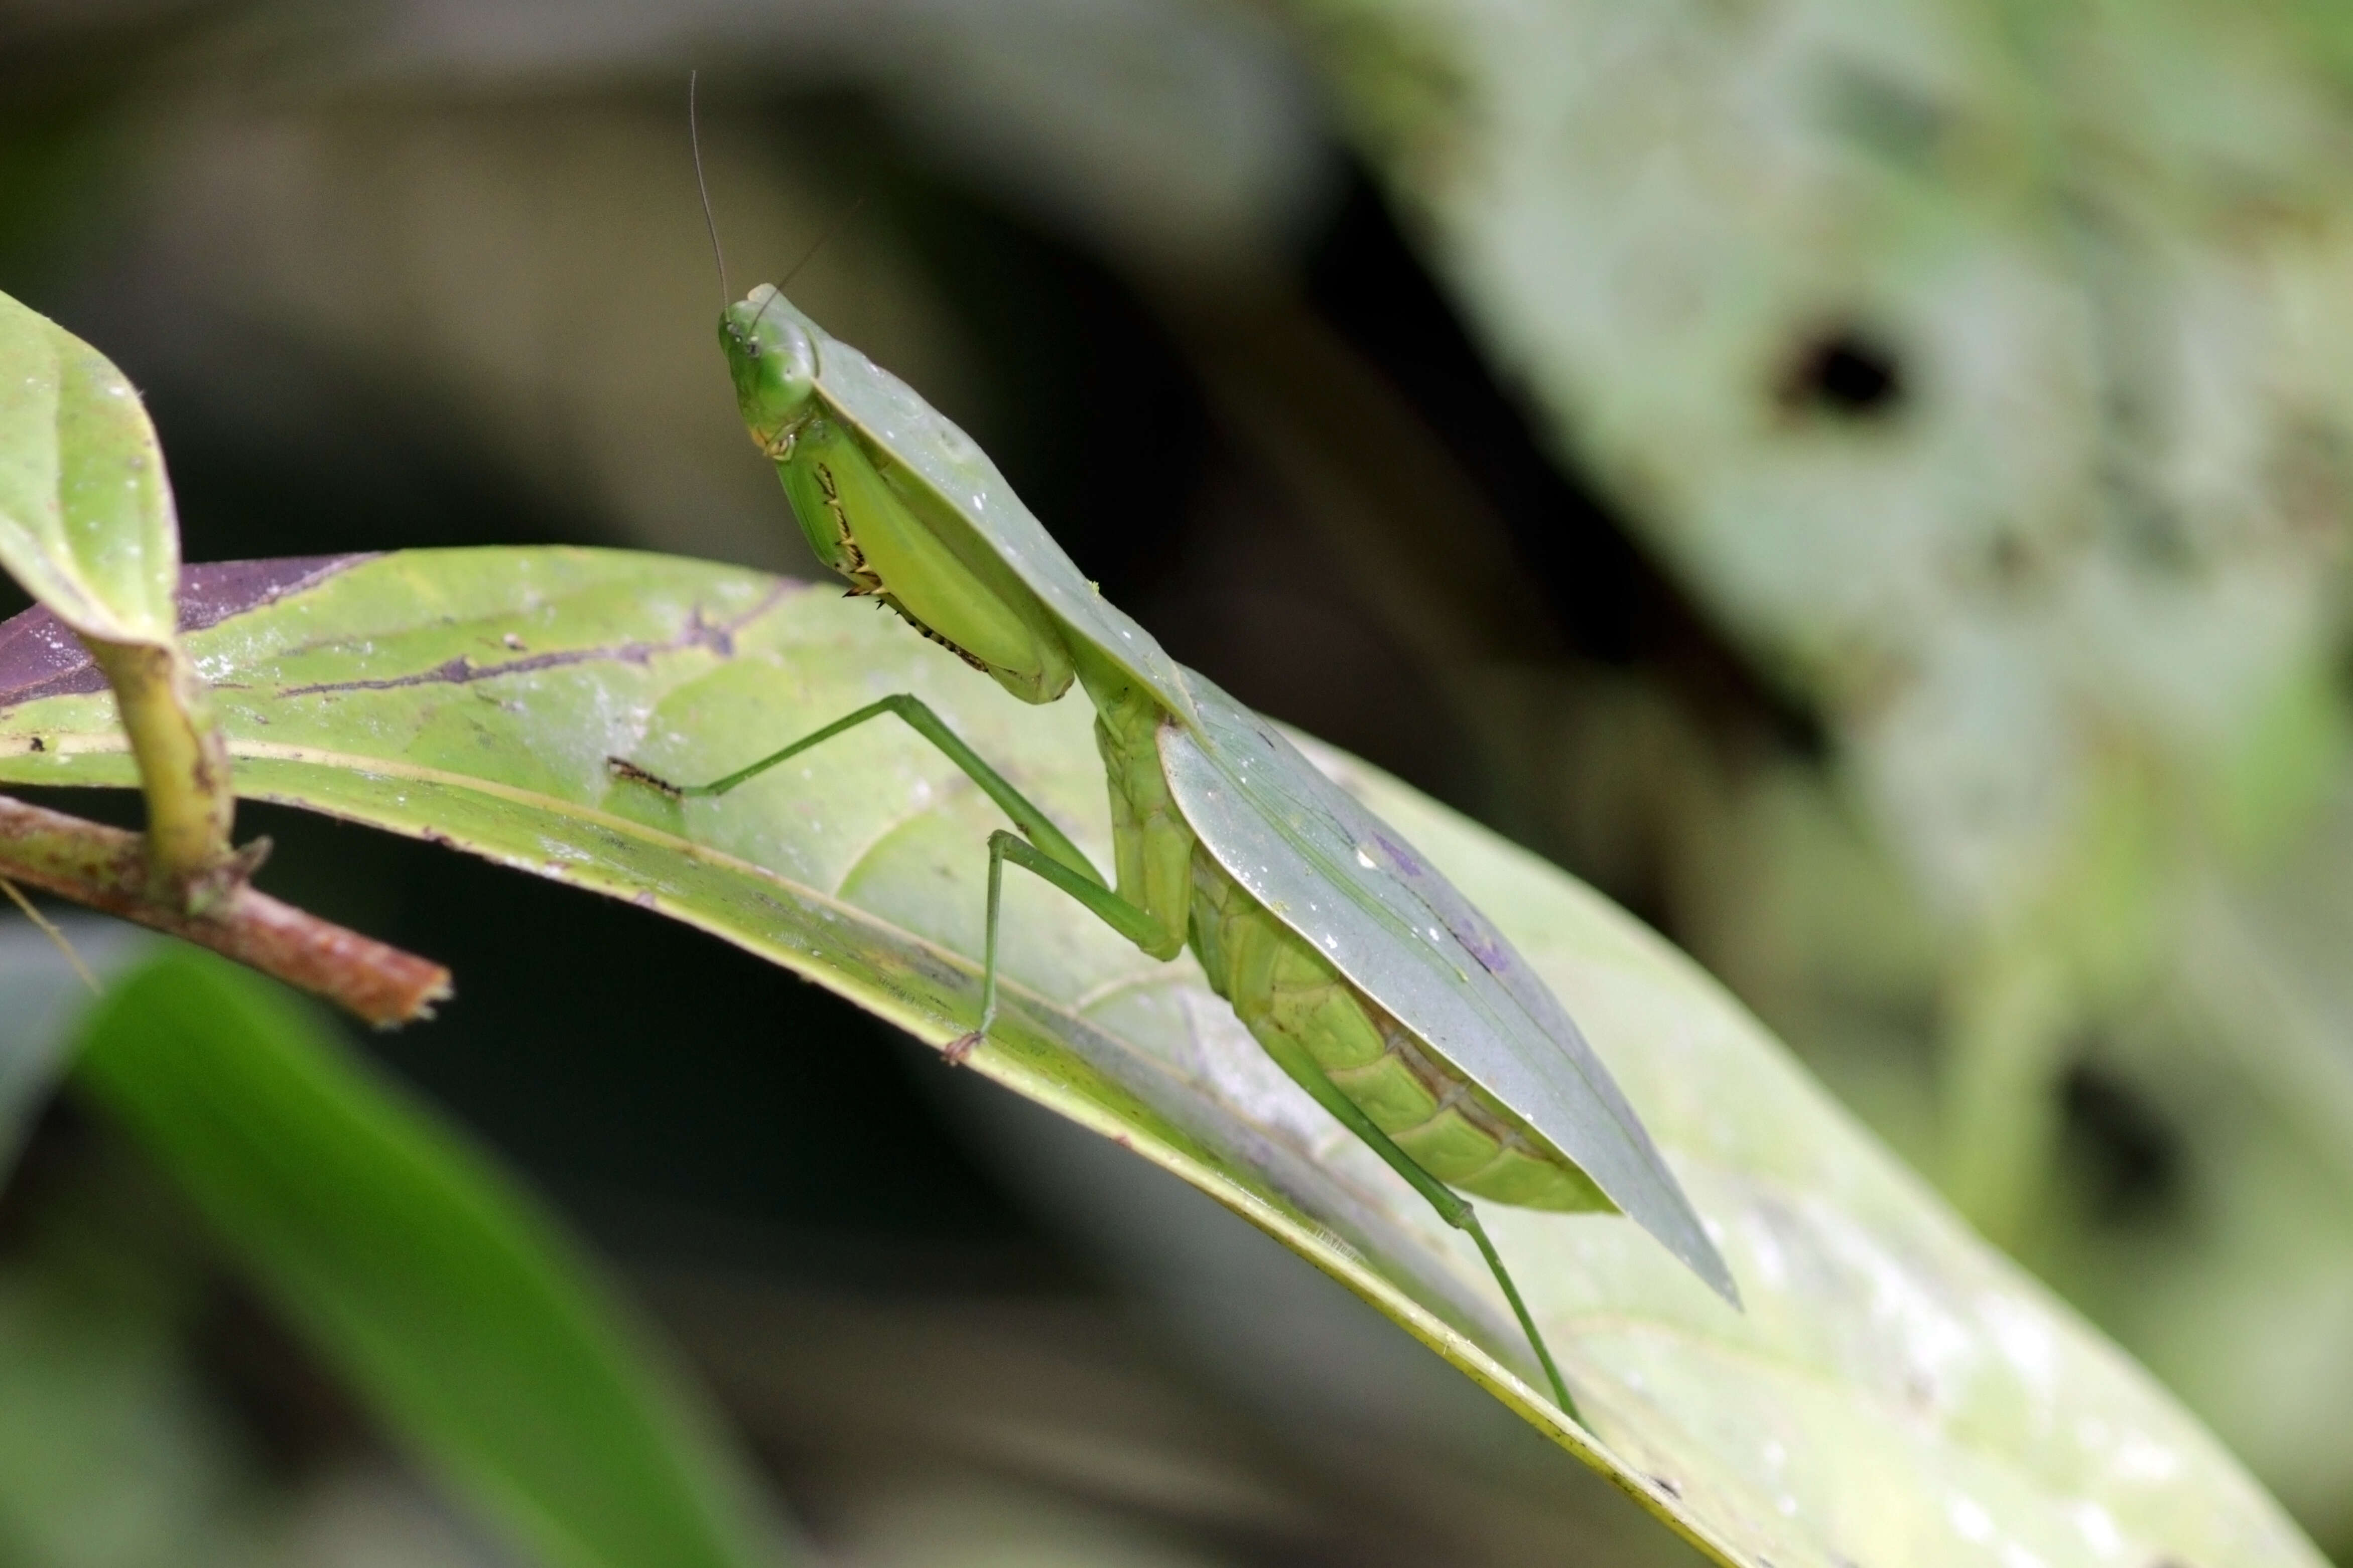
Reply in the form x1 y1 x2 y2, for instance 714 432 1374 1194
0 547 2318 1568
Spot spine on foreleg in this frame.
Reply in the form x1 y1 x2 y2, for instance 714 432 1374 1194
1188 851 1609 1213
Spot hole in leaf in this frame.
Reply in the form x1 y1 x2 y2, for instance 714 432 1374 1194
2058 1062 2183 1226
1780 329 1905 418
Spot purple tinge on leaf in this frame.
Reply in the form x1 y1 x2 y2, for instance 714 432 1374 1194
0 555 370 706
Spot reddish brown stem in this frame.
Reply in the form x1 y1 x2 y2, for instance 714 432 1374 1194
0 792 450 1026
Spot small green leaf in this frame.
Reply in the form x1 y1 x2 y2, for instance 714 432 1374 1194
0 548 2321 1568
0 289 234 894
69 946 795 1568
0 290 176 648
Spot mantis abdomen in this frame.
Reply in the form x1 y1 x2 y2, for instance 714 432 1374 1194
1188 853 1610 1214
1086 678 1613 1217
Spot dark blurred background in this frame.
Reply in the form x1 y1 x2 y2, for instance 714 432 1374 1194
5 0 2353 1561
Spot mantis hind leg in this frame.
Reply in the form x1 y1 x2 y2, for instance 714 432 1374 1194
1249 1022 1580 1419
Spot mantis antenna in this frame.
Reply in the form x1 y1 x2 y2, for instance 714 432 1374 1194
738 193 870 347
685 73 863 342
779 193 867 290
688 70 729 309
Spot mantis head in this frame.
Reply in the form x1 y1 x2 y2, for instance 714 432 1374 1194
721 285 818 455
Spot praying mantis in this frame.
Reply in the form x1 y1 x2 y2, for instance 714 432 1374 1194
612 281 1741 1414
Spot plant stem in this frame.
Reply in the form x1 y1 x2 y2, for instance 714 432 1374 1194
83 637 237 908
0 791 449 1026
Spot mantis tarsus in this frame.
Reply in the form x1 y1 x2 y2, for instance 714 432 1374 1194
612 282 1741 1416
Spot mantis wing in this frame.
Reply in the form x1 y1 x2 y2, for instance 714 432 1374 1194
1161 667 1740 1306
783 296 1197 721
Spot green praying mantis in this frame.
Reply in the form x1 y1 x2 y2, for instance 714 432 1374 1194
611 279 1741 1415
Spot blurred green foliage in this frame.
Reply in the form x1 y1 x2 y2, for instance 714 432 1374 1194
0 931 795 1566
75 950 792 1568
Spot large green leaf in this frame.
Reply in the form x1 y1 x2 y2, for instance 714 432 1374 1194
0 548 2318 1568
0 290 176 648
68 946 795 1568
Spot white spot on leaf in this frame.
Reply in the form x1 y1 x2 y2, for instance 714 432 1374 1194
1947 1495 1993 1544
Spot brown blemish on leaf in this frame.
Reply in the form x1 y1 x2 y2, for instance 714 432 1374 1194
278 584 790 698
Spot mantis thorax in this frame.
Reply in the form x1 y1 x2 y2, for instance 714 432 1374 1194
752 362 1079 703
